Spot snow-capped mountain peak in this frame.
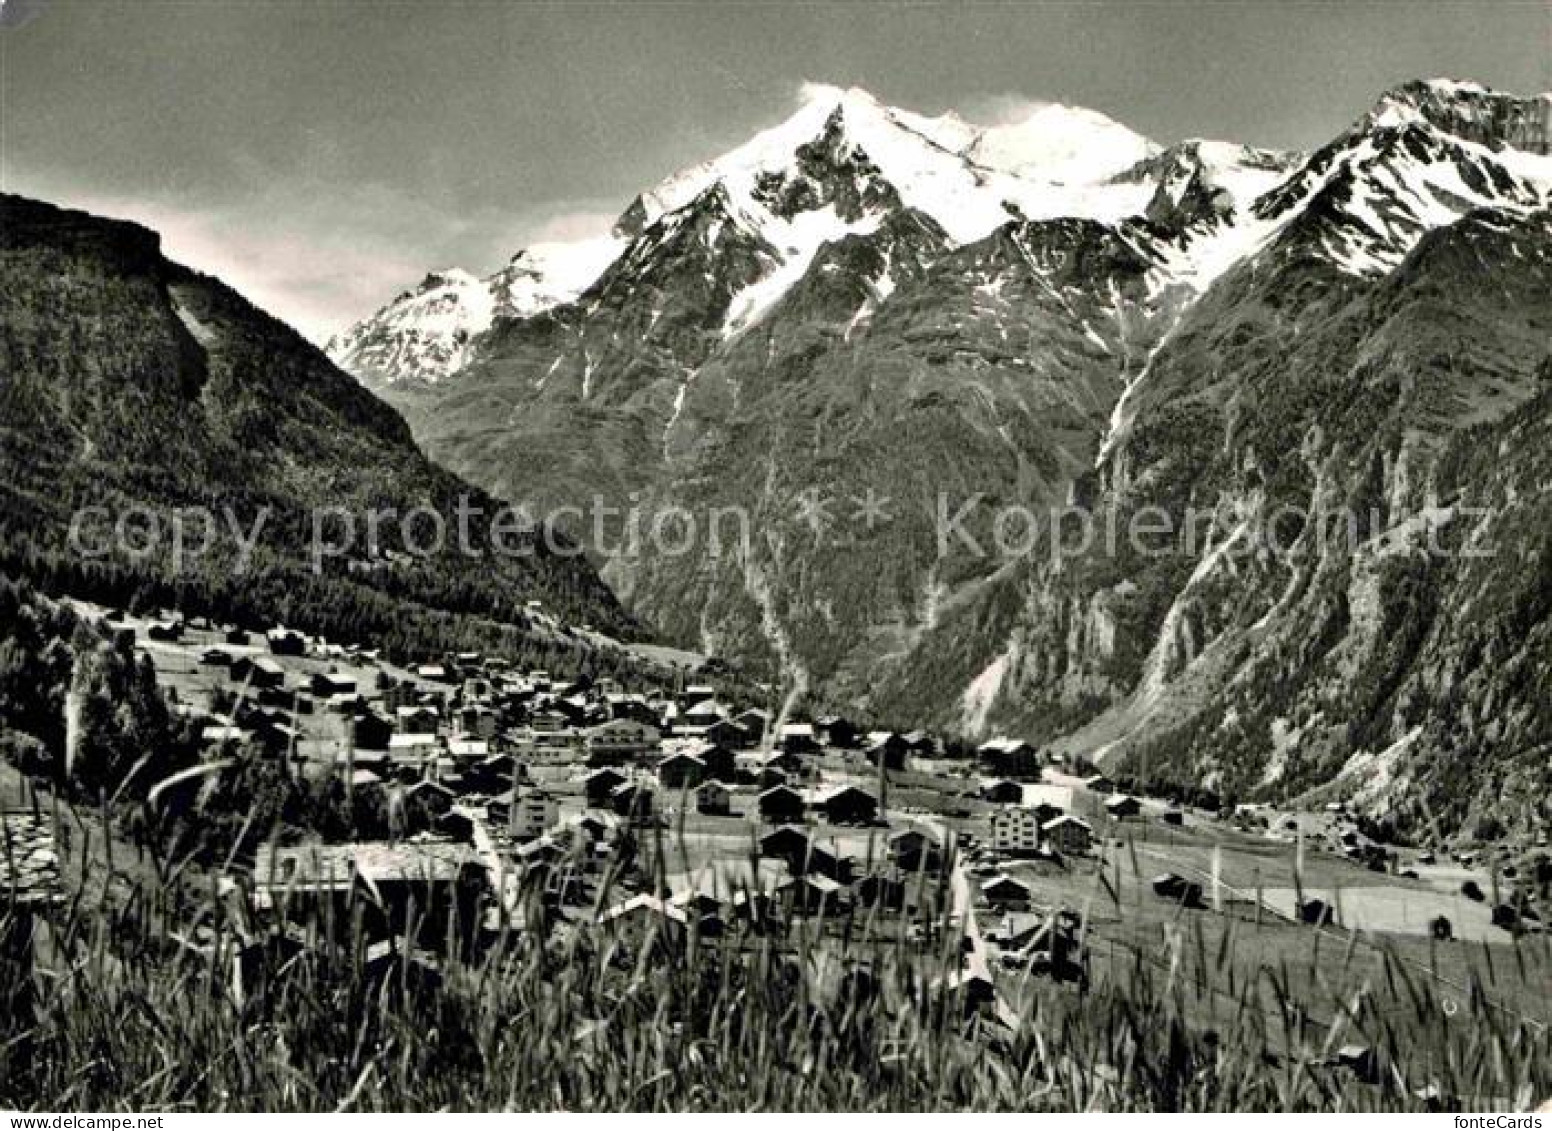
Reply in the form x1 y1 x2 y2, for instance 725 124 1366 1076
965 101 1159 182
1364 78 1552 153
1238 79 1552 277
326 236 627 387
326 268 496 387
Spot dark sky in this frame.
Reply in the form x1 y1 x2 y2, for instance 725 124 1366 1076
3 0 1548 340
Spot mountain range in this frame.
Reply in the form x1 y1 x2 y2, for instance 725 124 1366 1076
27 76 1549 835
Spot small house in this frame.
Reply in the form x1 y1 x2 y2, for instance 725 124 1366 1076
582 767 628 807
977 737 1041 779
864 735 908 771
814 785 877 826
777 723 819 755
757 784 805 824
1041 814 1093 856
733 708 770 743
695 779 732 816
760 826 841 879
266 627 306 656
1105 794 1142 820
816 715 860 749
980 778 1024 804
1151 872 1204 908
353 709 393 751
1298 898 1335 926
889 827 943 873
310 672 357 698
611 780 658 823
657 751 707 789
981 874 1033 910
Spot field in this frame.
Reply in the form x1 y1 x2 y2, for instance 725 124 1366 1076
4 769 1551 1111
4 601 1548 1111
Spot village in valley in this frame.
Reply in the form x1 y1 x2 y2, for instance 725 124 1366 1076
6 596 1548 1057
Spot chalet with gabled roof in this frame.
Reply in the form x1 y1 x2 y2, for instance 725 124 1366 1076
756 784 805 823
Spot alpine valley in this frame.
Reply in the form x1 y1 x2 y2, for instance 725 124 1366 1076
330 79 1552 834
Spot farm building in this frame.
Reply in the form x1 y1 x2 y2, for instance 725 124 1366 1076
1024 784 1076 821
1298 898 1335 926
395 705 440 734
596 894 688 950
784 873 848 917
854 867 908 910
310 672 357 698
353 709 393 751
680 698 732 726
230 656 286 690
